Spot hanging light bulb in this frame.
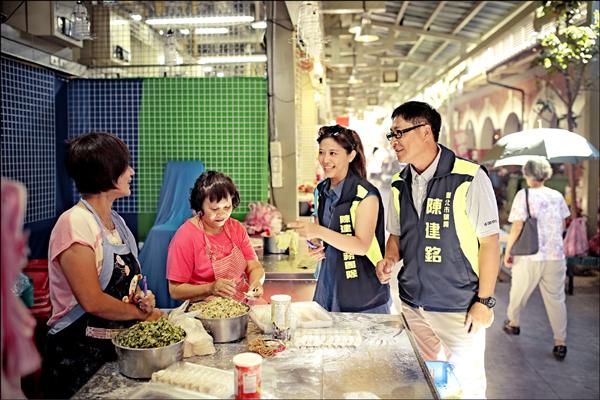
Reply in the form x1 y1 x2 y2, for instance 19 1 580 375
354 17 379 43
72 1 92 40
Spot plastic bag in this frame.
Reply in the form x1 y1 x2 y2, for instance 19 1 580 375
244 202 282 236
564 217 589 257
168 301 216 357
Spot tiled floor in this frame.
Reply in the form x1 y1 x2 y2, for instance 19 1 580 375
486 273 599 399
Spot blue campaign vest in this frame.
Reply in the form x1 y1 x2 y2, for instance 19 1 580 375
391 145 483 312
315 171 390 312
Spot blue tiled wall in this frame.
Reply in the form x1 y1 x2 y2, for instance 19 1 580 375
1 57 56 224
67 79 143 215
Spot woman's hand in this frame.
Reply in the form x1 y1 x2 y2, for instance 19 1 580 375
504 252 513 268
247 283 264 298
211 278 236 297
143 308 163 321
288 219 320 240
134 289 156 313
308 244 325 262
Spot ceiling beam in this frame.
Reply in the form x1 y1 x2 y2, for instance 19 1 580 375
394 1 410 25
452 1 487 34
375 23 478 45
423 1 447 31
400 1 538 102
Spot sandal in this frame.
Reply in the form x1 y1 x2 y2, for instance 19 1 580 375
553 345 567 360
502 320 520 335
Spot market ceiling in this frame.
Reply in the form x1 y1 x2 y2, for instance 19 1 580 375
320 1 538 115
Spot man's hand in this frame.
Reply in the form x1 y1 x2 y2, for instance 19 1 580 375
211 278 236 297
375 258 394 284
465 302 494 334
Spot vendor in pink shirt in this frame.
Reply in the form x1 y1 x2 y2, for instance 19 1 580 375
167 171 265 302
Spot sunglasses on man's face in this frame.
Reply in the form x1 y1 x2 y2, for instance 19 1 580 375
386 123 427 142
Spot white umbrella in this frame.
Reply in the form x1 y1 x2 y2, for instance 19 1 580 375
483 128 600 165
492 155 548 167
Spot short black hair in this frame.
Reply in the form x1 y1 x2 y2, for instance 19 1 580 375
391 101 442 142
65 132 131 194
190 171 240 214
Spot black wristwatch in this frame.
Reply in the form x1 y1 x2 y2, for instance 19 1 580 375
475 296 496 309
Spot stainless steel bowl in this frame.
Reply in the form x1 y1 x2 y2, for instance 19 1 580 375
112 337 185 379
197 312 249 343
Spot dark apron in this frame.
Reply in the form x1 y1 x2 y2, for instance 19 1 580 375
41 200 141 399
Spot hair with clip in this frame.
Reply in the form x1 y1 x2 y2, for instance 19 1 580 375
317 124 367 178
190 171 240 215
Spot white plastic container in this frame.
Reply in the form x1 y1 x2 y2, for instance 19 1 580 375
270 294 292 340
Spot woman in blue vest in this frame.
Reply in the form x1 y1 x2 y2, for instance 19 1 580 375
289 125 390 313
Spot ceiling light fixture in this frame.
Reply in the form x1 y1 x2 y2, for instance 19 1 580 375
146 16 254 26
130 14 142 22
251 21 267 29
354 17 379 43
194 27 229 35
353 1 379 43
197 54 267 64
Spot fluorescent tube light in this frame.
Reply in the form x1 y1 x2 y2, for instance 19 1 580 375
251 21 267 29
146 16 254 26
130 14 142 21
194 27 229 35
197 55 267 64
179 28 190 35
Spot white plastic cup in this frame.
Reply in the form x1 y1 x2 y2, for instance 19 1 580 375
233 352 262 399
270 294 292 340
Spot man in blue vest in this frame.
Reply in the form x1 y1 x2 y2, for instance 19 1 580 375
376 101 500 399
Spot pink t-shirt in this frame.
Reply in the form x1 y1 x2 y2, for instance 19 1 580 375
508 187 570 261
166 218 257 284
47 203 123 326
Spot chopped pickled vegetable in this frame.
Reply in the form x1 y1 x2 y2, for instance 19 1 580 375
115 317 185 349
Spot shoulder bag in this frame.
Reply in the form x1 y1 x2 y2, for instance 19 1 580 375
510 188 539 256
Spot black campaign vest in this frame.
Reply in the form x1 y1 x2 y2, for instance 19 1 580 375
391 145 483 312
316 172 390 312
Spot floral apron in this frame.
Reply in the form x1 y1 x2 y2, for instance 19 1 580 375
41 199 141 398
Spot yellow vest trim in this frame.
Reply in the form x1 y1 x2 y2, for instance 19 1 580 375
350 192 383 266
453 181 479 276
391 172 402 223
356 185 368 199
451 159 479 176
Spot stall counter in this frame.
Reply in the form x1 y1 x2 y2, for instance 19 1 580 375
74 312 438 399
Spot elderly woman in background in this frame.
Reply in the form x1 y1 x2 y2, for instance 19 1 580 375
42 133 160 398
503 158 570 360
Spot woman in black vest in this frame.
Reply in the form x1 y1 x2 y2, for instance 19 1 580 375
289 125 390 312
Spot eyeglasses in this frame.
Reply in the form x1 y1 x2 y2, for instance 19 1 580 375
386 123 426 142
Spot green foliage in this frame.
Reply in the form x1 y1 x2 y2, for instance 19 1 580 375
536 3 599 74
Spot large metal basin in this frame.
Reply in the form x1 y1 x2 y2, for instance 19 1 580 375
197 313 249 343
112 337 184 379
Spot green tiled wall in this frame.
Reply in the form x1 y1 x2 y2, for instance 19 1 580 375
137 77 269 239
